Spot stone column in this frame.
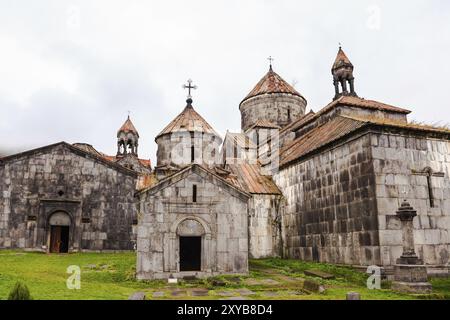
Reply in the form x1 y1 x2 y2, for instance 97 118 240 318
392 200 432 293
396 201 422 265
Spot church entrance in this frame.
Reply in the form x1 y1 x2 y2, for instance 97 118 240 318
48 211 71 253
50 226 69 253
179 236 202 271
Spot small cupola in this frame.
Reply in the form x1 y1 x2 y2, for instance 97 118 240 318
117 115 140 156
332 46 357 100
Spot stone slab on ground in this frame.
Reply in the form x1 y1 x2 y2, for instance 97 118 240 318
260 279 280 285
216 291 235 297
304 269 335 280
236 289 256 296
191 289 210 297
152 291 166 298
128 292 146 300
171 290 187 297
220 297 249 300
262 291 279 297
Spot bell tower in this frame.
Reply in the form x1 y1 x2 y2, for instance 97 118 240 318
117 115 139 157
332 46 357 100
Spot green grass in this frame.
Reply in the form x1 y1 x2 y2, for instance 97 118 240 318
0 251 449 300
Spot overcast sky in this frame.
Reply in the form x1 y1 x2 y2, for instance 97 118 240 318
1 0 449 164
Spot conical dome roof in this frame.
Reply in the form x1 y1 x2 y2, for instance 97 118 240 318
117 116 139 138
332 47 353 70
156 99 221 140
241 66 304 105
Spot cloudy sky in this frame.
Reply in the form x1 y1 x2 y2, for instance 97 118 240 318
1 0 449 164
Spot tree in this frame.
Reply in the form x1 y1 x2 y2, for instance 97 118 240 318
8 281 32 300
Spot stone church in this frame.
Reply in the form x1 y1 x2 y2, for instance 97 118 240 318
1 47 449 279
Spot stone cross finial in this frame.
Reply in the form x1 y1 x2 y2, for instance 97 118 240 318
183 79 197 99
267 56 274 69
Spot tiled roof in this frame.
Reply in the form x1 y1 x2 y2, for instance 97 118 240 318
102 155 151 168
280 110 315 134
226 163 281 195
280 116 366 167
118 116 139 137
332 47 353 70
247 119 281 131
156 103 221 139
224 132 257 149
241 67 304 104
280 113 450 168
281 96 411 137
325 96 411 114
72 143 151 169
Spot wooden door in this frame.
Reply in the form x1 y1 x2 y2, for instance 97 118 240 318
50 226 61 253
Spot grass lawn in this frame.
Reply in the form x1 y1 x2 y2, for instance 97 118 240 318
0 250 449 300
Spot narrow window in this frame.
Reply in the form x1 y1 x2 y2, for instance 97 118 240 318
193 185 197 203
426 171 435 208
267 137 272 158
191 145 195 163
287 108 291 121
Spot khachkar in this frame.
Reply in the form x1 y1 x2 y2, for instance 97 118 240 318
392 200 432 293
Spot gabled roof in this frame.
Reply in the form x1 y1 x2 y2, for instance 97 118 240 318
72 143 151 169
280 114 450 168
118 116 139 137
280 116 367 167
0 142 138 177
156 101 221 140
241 67 305 105
281 96 411 137
332 47 353 70
246 119 281 132
136 164 251 201
226 163 281 195
224 132 257 150
325 95 411 114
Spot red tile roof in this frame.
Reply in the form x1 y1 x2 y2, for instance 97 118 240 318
326 96 411 114
224 132 257 150
280 116 366 167
332 47 353 70
241 67 304 105
118 116 139 137
226 163 281 195
156 104 221 140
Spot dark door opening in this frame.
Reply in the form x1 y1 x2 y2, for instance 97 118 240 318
179 236 201 271
50 226 69 253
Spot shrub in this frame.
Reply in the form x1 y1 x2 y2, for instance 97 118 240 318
8 281 32 300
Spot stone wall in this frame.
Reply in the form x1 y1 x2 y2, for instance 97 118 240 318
0 143 138 251
371 132 450 266
248 194 282 258
136 166 249 280
240 94 306 132
274 134 380 266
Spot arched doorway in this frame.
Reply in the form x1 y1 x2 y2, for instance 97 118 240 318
177 219 205 272
48 211 71 253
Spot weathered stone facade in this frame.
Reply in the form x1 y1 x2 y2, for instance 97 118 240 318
371 131 450 266
0 142 138 252
240 94 306 132
136 165 250 279
248 194 283 258
274 133 380 266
